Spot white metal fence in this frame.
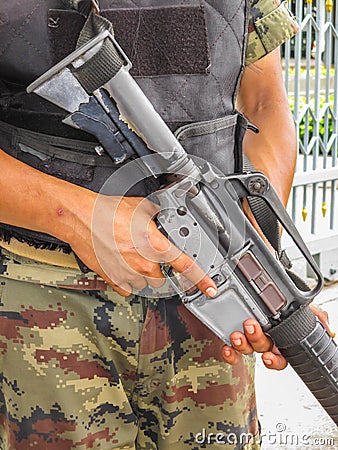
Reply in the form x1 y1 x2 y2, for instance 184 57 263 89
283 0 338 279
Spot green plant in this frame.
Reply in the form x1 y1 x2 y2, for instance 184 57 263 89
289 94 334 150
287 66 335 77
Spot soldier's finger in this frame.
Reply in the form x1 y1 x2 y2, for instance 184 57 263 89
139 197 160 216
222 346 243 365
143 224 217 297
137 259 166 289
110 281 133 297
243 320 275 353
309 304 335 337
229 332 255 355
146 275 166 289
129 277 148 291
261 351 288 370
169 253 217 298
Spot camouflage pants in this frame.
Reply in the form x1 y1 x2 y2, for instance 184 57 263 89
0 249 260 449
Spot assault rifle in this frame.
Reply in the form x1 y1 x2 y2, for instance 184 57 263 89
28 29 338 424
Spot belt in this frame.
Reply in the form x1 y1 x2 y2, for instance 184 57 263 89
0 238 78 269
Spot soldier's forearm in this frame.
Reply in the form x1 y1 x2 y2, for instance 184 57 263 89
0 149 96 244
237 49 297 207
241 103 297 207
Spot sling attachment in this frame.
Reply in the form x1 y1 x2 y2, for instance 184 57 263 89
91 0 100 14
61 0 99 15
73 12 125 94
243 156 280 253
243 156 292 270
243 157 310 293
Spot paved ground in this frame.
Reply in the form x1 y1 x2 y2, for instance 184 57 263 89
256 284 338 450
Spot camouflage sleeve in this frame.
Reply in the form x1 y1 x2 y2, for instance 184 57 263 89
246 0 299 65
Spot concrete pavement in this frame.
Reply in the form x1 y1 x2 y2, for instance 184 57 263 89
256 284 338 450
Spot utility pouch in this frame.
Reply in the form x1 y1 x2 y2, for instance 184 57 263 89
175 112 248 175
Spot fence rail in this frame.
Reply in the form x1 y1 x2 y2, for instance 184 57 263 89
284 0 338 246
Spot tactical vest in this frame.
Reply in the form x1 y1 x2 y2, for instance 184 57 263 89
0 0 249 250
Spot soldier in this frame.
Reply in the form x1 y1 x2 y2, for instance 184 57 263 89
0 1 324 449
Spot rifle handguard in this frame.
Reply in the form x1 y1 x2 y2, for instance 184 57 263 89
269 306 338 425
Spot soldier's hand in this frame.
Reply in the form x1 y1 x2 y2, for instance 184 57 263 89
222 319 288 370
222 304 332 370
67 194 217 297
309 303 335 337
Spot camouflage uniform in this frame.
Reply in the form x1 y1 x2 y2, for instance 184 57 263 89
246 0 299 65
0 1 297 449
